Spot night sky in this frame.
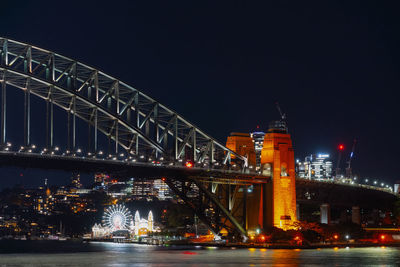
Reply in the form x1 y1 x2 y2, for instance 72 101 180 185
1 1 399 188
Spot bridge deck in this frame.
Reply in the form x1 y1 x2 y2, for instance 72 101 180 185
0 151 269 184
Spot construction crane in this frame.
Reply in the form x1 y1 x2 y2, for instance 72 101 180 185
275 102 286 121
345 139 357 179
273 102 288 132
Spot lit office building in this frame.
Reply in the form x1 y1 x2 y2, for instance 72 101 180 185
131 179 156 200
297 154 333 179
250 131 265 171
153 179 173 200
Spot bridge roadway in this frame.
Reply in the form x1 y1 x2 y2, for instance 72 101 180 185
0 150 397 205
296 178 398 209
0 151 268 185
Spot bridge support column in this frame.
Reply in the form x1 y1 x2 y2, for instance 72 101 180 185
24 81 30 146
263 181 273 230
94 108 98 153
1 73 5 145
72 97 76 150
45 91 54 149
352 206 361 225
243 186 248 231
320 203 330 224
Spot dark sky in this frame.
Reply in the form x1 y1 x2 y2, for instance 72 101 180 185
1 0 399 188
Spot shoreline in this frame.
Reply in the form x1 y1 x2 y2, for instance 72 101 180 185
88 239 400 249
1 239 400 254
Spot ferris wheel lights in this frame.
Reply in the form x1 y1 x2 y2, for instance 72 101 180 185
103 204 133 231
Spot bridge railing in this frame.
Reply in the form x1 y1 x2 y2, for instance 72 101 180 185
296 176 397 195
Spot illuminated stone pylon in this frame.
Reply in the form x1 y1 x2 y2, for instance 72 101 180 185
226 132 256 167
225 126 297 232
261 122 297 230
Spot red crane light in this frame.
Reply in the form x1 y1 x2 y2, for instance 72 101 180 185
338 144 344 151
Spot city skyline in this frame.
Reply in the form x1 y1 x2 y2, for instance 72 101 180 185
1 1 399 183
1 2 400 264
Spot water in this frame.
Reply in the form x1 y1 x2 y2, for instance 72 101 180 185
1 241 400 266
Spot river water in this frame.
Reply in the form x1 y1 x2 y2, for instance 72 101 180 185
0 241 399 266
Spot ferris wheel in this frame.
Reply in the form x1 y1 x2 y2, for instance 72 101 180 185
102 204 132 231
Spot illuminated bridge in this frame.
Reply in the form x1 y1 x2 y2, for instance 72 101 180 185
0 37 397 239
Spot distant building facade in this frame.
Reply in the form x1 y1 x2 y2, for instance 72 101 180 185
297 154 333 179
93 173 174 201
250 131 265 171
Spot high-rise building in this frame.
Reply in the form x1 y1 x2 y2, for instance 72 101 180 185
250 131 265 171
131 179 156 200
131 178 174 201
153 179 173 200
297 154 333 179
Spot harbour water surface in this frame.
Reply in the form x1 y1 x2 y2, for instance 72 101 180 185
1 241 399 266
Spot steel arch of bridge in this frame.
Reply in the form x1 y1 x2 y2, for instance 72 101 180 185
0 37 248 171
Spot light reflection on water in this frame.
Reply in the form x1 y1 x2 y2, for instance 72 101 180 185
0 242 399 266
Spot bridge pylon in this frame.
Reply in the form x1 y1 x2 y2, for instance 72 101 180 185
261 121 297 230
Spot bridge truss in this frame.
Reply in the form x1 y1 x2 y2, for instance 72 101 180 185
0 37 258 238
0 37 248 169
